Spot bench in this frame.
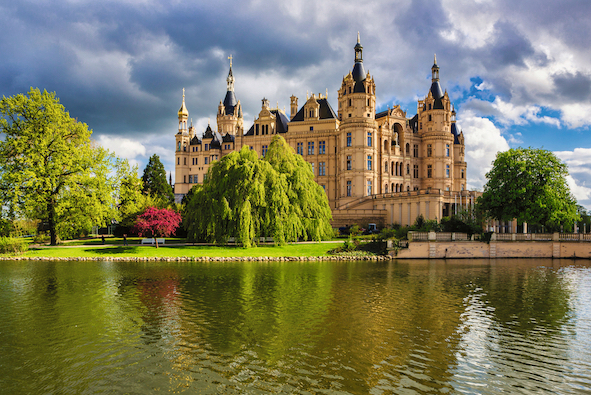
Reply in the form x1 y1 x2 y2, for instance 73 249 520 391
141 238 165 245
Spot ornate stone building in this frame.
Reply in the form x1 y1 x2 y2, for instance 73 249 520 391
174 36 477 227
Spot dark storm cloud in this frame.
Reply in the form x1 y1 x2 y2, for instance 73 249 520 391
552 72 591 102
479 21 536 70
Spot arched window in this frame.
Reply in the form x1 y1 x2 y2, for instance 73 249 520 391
385 184 388 193
385 161 388 174
406 164 410 175
406 143 410 155
183 157 186 165
391 183 395 192
392 162 396 176
384 140 388 152
177 142 181 151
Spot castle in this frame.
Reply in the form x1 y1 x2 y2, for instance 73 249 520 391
174 35 477 227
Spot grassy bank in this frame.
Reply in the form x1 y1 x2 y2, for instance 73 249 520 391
10 242 341 259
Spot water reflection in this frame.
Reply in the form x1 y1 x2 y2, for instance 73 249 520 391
0 259 590 394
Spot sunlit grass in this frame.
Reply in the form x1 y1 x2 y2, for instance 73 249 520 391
14 242 341 258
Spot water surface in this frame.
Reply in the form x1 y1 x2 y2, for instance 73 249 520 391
1 259 590 394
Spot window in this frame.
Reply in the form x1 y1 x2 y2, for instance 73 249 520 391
461 184 465 191
255 124 259 135
205 144 209 151
189 175 192 184
194 174 198 183
177 142 181 151
262 145 268 157
203 174 207 181
308 141 314 155
297 142 303 155
406 164 410 175
446 164 450 178
184 157 186 165
461 169 465 179
428 114 432 122
413 144 419 158
428 103 431 110
310 162 314 175
310 126 314 131
446 144 450 157
367 132 372 147
321 185 326 192
427 164 432 178
413 164 418 178
347 155 352 170
348 98 352 107
183 175 186 183
205 157 209 165
347 133 352 147
177 158 180 165
367 180 372 196
347 181 352 197
385 161 388 174
406 143 410 154
183 145 186 151
319 162 326 176
319 141 326 154
427 144 432 157
385 184 388 193
367 155 372 170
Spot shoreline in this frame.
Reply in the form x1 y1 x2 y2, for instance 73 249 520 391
0 255 393 262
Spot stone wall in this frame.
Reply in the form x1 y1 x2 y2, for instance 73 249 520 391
393 240 591 259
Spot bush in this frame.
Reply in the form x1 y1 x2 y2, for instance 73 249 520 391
0 237 29 255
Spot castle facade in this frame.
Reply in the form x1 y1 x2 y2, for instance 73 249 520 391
175 36 477 227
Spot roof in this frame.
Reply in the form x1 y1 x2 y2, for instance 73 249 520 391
430 81 444 109
375 110 389 119
290 98 337 122
222 133 235 142
272 110 290 133
223 90 238 115
203 124 214 139
190 135 201 145
451 122 461 144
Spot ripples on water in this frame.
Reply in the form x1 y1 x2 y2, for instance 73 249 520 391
0 259 590 394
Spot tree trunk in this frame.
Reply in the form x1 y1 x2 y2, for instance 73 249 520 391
49 203 57 246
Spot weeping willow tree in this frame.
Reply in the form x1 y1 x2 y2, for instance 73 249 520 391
184 135 332 247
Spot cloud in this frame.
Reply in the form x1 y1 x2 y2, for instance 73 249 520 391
457 111 510 190
554 148 591 209
96 135 147 167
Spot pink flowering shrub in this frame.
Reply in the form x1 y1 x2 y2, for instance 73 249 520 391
133 207 182 238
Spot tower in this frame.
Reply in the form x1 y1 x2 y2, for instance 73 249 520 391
337 33 377 200
175 89 191 195
217 55 244 136
417 55 455 192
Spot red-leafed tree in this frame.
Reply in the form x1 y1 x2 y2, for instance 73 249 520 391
134 206 181 247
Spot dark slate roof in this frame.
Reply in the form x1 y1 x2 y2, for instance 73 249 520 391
203 124 214 139
210 132 222 149
291 98 337 122
190 135 201 145
271 110 290 133
245 124 255 136
375 110 389 119
222 133 235 142
430 81 444 109
352 61 365 83
451 122 461 144
223 90 238 115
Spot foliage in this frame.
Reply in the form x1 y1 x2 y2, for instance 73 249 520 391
0 88 116 245
133 207 182 240
0 236 29 255
478 148 579 231
413 215 441 232
142 154 174 204
115 159 151 230
440 209 483 236
349 225 362 237
184 136 333 247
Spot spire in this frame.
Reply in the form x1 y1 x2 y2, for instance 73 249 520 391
178 88 189 118
432 53 440 82
226 55 234 92
354 32 363 63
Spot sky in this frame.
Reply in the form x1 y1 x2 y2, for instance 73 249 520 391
1 0 590 208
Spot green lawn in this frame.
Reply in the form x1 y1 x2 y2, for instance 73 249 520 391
14 242 341 258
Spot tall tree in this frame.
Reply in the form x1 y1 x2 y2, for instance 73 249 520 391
184 135 332 247
0 88 115 245
478 147 579 231
141 154 174 204
116 159 148 228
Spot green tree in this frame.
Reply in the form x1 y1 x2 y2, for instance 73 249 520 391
141 154 174 204
0 88 116 245
478 147 579 231
116 159 148 228
184 135 332 247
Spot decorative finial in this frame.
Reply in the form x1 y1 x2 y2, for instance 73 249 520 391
434 53 437 65
228 54 233 68
277 101 279 109
208 117 210 125
182 87 185 99
357 31 360 44
326 88 328 99
306 90 309 100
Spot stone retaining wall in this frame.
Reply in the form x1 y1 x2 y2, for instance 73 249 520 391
393 241 591 259
0 255 394 262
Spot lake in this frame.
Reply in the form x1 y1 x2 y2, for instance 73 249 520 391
1 258 590 394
